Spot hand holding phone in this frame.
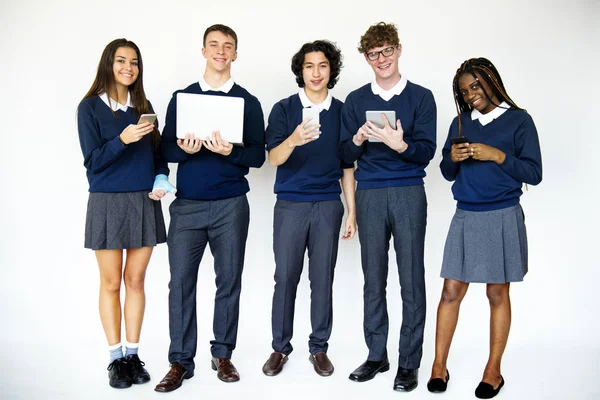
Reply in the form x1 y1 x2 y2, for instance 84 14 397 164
450 136 471 145
138 113 157 125
450 136 472 163
302 107 320 139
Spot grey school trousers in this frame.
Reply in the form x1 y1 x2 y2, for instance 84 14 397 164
166 195 249 374
270 199 344 356
356 185 427 369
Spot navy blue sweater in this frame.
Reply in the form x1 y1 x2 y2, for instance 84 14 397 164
266 94 353 201
440 109 543 211
77 96 168 192
162 82 266 200
339 81 437 190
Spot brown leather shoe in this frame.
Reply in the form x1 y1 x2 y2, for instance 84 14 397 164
211 358 240 382
309 352 334 376
262 352 288 376
154 363 192 393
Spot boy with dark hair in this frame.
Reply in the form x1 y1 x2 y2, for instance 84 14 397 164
261 40 356 378
340 22 437 392
154 24 265 392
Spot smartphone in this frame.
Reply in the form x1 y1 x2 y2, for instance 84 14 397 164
138 113 157 125
365 110 396 142
302 107 320 139
450 136 471 145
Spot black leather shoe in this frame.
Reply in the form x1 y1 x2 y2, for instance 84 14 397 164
475 376 504 399
107 358 133 389
348 359 390 382
427 370 450 393
394 367 418 392
126 354 151 384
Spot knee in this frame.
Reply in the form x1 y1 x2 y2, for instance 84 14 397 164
124 273 145 292
274 267 301 287
440 283 466 304
101 276 122 294
486 286 509 307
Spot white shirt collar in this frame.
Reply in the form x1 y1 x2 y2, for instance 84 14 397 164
298 89 332 111
471 101 510 126
99 92 131 112
199 77 234 93
371 75 408 101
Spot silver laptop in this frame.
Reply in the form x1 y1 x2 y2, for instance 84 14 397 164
176 92 245 145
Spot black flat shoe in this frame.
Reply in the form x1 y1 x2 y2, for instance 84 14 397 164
107 358 133 389
348 359 390 382
393 367 418 392
126 354 151 384
475 376 504 399
427 370 450 393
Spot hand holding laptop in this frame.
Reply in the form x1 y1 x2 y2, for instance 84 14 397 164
177 131 233 156
203 131 233 156
177 133 203 154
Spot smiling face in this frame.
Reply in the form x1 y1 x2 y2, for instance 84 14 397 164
365 43 401 86
112 46 139 90
302 51 330 96
458 72 500 114
202 30 237 73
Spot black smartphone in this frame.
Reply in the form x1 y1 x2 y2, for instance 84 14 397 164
451 136 471 145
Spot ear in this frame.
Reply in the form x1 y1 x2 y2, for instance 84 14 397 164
397 43 403 56
232 51 237 62
201 47 207 59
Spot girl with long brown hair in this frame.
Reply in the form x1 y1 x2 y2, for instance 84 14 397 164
77 38 173 389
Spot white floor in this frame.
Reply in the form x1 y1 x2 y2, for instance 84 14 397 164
3 255 599 400
2 340 598 400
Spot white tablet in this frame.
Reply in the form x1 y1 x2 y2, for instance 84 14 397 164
176 93 245 145
365 110 396 142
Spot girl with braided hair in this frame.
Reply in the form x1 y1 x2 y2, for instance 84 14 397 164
427 58 542 398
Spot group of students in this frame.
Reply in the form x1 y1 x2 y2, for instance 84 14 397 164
77 21 543 399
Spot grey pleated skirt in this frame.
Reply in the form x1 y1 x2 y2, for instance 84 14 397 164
440 204 528 284
85 191 167 250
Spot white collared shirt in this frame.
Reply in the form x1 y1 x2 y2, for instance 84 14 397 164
371 75 408 101
298 89 332 111
471 101 510 126
199 77 234 93
99 92 132 111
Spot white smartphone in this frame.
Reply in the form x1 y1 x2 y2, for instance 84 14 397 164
302 107 320 139
365 110 396 142
138 113 157 125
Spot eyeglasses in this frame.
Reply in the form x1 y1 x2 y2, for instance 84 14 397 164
366 46 397 61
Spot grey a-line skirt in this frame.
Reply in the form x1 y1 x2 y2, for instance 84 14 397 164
440 204 528 284
84 191 167 250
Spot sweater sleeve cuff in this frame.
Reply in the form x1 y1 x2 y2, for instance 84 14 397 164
110 135 127 153
498 153 515 173
348 140 363 157
398 142 415 158
226 146 242 163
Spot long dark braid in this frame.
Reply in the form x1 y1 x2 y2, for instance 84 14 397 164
452 57 523 136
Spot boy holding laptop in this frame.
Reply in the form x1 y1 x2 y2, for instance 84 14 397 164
155 24 265 392
339 22 436 392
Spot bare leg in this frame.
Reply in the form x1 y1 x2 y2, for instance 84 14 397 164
96 249 124 346
482 283 511 388
429 279 469 382
123 246 154 344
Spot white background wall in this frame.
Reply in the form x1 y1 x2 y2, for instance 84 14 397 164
1 0 598 399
